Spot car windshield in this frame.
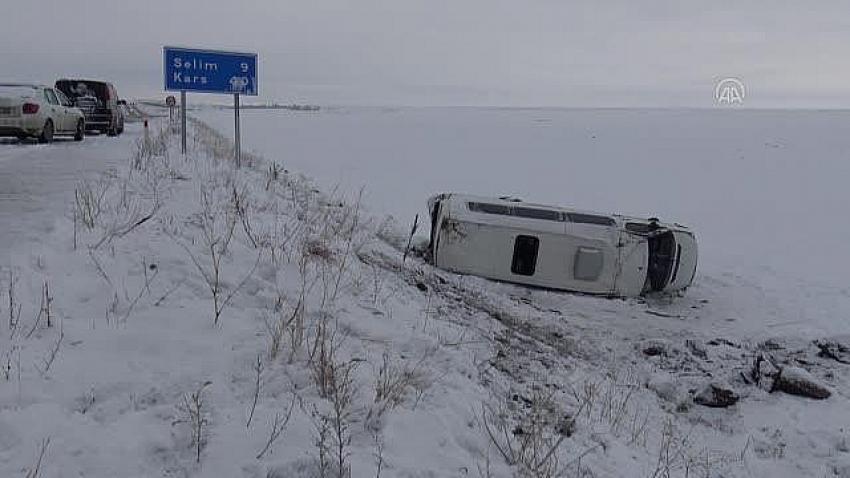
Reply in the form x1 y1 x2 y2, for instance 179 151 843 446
0 85 38 98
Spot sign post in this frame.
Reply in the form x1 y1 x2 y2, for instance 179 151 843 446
180 91 187 155
234 93 241 167
163 46 258 162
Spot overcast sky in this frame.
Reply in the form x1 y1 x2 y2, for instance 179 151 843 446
3 1 849 107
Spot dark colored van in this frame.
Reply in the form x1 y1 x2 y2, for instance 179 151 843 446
55 79 124 136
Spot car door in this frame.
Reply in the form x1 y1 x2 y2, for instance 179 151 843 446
42 88 63 131
55 90 76 132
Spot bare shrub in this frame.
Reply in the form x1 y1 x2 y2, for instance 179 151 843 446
74 178 110 231
322 360 359 478
25 281 53 338
230 184 258 248
34 328 64 376
265 162 282 191
74 165 161 250
329 190 363 304
372 430 386 478
265 295 302 361
87 249 113 288
255 393 296 459
246 355 262 429
569 370 648 446
366 350 431 429
276 252 317 361
309 312 342 399
7 269 21 338
2 349 12 380
370 263 384 307
24 437 50 478
91 176 160 250
310 404 333 478
177 185 259 325
306 313 360 478
132 127 169 169
173 381 212 463
648 419 723 478
481 390 585 478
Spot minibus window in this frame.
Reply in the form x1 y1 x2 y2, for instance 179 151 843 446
511 235 539 276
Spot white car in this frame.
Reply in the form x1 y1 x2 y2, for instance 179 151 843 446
0 83 85 143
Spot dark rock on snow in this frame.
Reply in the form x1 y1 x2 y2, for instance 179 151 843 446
815 335 850 364
773 366 831 399
641 339 670 357
694 383 739 408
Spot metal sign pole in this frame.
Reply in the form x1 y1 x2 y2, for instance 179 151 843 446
234 93 241 168
180 91 187 155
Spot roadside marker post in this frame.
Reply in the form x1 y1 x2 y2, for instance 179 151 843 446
234 93 241 168
165 95 177 123
163 46 258 163
180 91 187 155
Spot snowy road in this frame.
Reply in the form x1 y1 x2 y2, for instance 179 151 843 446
0 127 140 261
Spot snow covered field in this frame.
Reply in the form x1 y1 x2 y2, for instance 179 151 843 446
199 106 850 339
0 108 848 477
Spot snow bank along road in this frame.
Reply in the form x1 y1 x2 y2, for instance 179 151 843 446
0 130 139 260
0 112 848 477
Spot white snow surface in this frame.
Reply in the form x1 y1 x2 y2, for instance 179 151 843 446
0 134 133 260
0 108 847 477
199 106 850 339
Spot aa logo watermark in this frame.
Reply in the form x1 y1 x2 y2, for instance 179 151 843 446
715 78 745 105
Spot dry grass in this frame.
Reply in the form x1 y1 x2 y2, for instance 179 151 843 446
480 389 586 478
366 350 431 429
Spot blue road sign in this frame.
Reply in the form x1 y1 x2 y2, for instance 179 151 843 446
164 47 258 96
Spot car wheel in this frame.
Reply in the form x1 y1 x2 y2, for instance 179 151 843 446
38 120 54 144
107 121 118 137
74 120 85 141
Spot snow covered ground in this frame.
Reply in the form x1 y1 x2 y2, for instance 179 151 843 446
0 108 847 477
0 133 138 261
199 106 850 339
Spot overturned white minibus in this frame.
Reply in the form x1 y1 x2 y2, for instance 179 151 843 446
427 194 697 297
